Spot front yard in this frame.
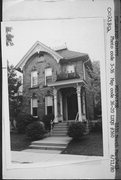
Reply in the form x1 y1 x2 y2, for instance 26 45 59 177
61 132 103 156
10 132 31 151
11 131 103 156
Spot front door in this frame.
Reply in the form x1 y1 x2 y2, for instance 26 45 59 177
67 93 78 120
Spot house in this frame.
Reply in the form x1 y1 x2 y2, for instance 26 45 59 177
15 41 94 124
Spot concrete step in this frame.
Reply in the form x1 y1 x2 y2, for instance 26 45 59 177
32 142 67 146
51 134 67 137
53 129 67 132
53 125 68 128
29 144 66 151
54 122 68 126
23 149 61 154
52 130 67 133
53 126 68 129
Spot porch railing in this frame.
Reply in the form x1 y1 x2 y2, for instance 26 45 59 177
75 112 79 122
56 72 80 81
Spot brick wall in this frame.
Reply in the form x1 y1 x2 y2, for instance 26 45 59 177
22 52 60 120
21 51 94 121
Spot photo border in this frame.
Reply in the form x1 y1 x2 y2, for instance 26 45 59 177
2 0 115 179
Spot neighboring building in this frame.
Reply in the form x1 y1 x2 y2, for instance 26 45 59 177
15 41 94 123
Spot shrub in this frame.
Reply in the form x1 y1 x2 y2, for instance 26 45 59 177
16 112 34 133
67 122 86 140
91 120 102 133
42 114 54 131
26 121 46 141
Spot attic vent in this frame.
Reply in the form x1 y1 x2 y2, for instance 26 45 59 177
38 53 44 63
32 66 37 71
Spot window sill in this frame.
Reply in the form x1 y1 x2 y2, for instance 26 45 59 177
29 86 39 90
33 116 38 118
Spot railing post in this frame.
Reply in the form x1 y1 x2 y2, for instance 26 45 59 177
53 87 58 123
76 85 82 122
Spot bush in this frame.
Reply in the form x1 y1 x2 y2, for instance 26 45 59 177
91 120 102 133
67 122 86 140
16 112 34 133
42 114 54 131
26 121 46 141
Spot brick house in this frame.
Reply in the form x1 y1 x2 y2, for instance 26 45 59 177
15 41 94 124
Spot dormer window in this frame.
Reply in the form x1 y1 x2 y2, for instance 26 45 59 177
66 65 75 73
31 71 38 87
45 68 52 85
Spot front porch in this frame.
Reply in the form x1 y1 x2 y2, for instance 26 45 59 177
48 79 87 124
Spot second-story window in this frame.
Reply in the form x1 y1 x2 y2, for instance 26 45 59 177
31 71 38 87
45 68 52 85
66 65 75 73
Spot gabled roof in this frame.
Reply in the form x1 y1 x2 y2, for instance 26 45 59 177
15 41 63 72
56 48 88 60
15 41 92 72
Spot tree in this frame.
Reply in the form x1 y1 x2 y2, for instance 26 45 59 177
6 27 14 46
92 61 101 118
7 62 22 126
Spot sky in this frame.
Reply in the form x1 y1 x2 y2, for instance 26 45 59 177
5 18 105 67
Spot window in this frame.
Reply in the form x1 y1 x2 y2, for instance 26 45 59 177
45 96 53 115
31 71 38 87
45 68 52 85
66 65 75 73
31 98 38 117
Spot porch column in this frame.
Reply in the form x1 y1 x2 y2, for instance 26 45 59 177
60 92 63 121
76 85 82 122
53 88 58 123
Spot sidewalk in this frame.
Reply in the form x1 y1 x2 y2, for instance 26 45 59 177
11 136 103 165
11 136 72 163
11 150 102 165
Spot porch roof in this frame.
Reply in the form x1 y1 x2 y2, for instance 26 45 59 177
48 79 86 87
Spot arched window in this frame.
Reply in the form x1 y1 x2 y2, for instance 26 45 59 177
45 68 52 85
45 96 53 115
31 98 38 117
31 71 38 87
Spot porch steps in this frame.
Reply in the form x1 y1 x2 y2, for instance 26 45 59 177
28 137 70 151
29 144 66 151
51 122 68 137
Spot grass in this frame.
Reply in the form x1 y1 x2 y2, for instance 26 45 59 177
11 131 103 156
10 132 31 151
61 132 103 156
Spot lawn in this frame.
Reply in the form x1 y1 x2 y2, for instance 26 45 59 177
61 132 103 156
11 131 103 156
10 132 31 151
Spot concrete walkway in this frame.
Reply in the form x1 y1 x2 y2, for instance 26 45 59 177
11 136 72 164
27 136 72 152
31 136 72 145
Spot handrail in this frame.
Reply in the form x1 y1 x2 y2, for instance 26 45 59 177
50 119 54 135
75 112 79 122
